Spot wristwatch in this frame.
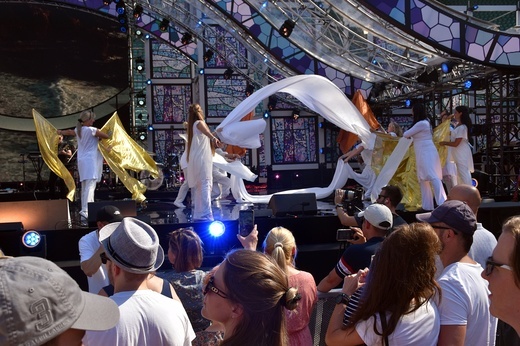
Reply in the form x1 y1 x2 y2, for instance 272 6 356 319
335 293 350 305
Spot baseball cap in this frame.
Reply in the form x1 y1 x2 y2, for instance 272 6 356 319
416 200 477 235
99 217 164 274
0 256 119 346
96 205 124 223
358 204 393 230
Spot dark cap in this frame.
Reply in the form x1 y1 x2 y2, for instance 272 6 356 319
416 200 477 235
96 205 124 223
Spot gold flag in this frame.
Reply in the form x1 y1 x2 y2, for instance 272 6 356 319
32 109 76 201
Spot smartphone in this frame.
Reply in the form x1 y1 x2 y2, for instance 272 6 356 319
238 209 255 237
336 228 355 241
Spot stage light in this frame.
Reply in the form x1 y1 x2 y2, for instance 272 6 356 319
405 99 411 107
118 13 127 25
440 61 456 74
223 68 233 80
318 121 324 128
133 4 143 19
372 59 377 64
135 29 143 37
203 49 214 62
263 110 270 118
136 93 145 106
209 221 226 237
292 109 300 120
139 132 147 141
275 173 280 179
159 19 169 32
278 19 295 38
148 124 154 131
22 230 40 248
181 32 193 45
146 79 152 85
245 84 254 96
115 0 125 14
136 58 145 72
145 33 151 39
199 68 205 75
467 4 479 11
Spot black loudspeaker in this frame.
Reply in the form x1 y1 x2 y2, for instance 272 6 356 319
268 193 318 217
88 200 137 227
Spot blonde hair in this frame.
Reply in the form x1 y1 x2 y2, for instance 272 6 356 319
76 110 96 138
263 227 297 274
388 120 403 137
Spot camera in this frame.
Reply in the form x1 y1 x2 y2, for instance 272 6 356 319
340 187 364 215
238 209 255 237
336 228 355 241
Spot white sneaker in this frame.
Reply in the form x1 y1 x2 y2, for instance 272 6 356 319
174 201 185 208
79 210 88 220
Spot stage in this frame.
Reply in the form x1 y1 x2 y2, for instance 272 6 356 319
0 186 518 291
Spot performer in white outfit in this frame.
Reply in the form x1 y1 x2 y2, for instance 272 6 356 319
340 142 376 200
403 103 446 211
440 105 474 186
174 134 189 209
186 104 221 221
58 110 110 220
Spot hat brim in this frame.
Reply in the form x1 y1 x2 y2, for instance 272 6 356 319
98 221 121 242
71 292 120 331
415 211 440 224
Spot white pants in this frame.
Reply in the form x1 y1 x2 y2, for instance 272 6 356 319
192 178 213 221
174 169 189 204
212 168 231 199
420 178 446 211
81 179 97 215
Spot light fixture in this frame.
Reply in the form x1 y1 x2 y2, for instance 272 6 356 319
115 0 125 14
209 221 226 237
133 4 143 19
278 19 295 38
148 124 154 131
135 29 143 37
467 4 479 11
144 33 151 39
136 93 146 106
181 32 193 45
136 58 145 72
223 68 233 80
21 230 41 248
199 68 205 75
159 19 169 32
146 79 152 85
464 78 485 90
440 61 456 74
203 49 214 62
263 110 270 118
139 131 147 141
405 99 411 108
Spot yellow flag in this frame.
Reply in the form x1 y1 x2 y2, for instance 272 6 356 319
99 112 158 203
32 109 76 201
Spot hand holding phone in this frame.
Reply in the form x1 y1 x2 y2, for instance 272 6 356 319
336 228 355 241
238 209 255 237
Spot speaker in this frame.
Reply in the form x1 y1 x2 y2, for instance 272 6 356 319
0 200 70 230
88 200 137 227
268 193 318 217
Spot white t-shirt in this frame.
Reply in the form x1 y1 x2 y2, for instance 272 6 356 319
78 230 109 294
355 299 440 346
438 262 497 346
468 223 497 270
84 290 195 346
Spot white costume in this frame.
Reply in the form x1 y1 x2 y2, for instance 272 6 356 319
212 148 232 199
437 262 497 346
355 299 440 346
451 125 474 186
76 126 103 216
468 223 497 269
174 150 189 208
403 120 446 210
187 120 213 221
78 230 109 294
84 290 195 346
343 144 376 199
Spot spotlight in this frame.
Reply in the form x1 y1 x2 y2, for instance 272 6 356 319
133 4 143 19
147 124 154 131
203 49 214 62
159 19 169 32
275 173 280 179
135 29 143 37
181 32 193 45
467 4 479 11
139 132 147 141
209 221 226 237
245 84 255 96
144 33 151 39
199 68 205 75
118 14 127 25
115 0 125 14
136 58 145 72
223 68 233 80
440 61 456 74
405 99 411 107
318 121 324 128
292 109 300 120
146 79 152 85
464 78 485 90
22 230 41 248
136 93 146 106
263 110 270 118
278 19 295 38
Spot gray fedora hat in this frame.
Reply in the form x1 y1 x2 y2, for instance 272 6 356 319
99 217 164 274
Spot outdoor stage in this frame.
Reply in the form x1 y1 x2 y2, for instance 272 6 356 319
0 186 519 291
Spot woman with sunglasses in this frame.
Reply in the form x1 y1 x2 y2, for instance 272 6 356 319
202 249 300 346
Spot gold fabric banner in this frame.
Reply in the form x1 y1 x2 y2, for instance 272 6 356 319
32 109 76 201
99 112 158 203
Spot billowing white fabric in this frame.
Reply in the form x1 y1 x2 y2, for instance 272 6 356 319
212 154 257 182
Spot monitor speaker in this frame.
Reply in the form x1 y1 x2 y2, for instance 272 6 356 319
268 193 318 217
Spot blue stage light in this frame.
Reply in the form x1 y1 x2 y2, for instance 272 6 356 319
263 110 270 118
199 68 205 75
464 80 473 89
209 221 226 237
146 79 152 85
22 230 41 248
148 124 154 131
405 99 411 107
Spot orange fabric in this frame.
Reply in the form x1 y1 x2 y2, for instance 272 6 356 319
225 110 254 157
336 91 380 153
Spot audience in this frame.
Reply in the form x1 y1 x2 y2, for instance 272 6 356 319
79 205 123 293
326 223 441 345
0 256 119 346
447 184 497 269
201 249 300 345
83 217 195 345
160 227 222 345
417 200 497 345
335 185 406 231
239 226 318 345
318 203 392 292
482 216 520 338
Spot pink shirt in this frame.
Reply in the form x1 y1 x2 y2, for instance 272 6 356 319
287 271 317 346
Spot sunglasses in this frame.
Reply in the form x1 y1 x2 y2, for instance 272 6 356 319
203 276 228 299
377 195 388 200
432 225 458 235
485 256 513 276
100 252 109 264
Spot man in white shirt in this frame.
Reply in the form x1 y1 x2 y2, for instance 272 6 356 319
83 217 195 346
79 205 123 293
417 200 497 346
